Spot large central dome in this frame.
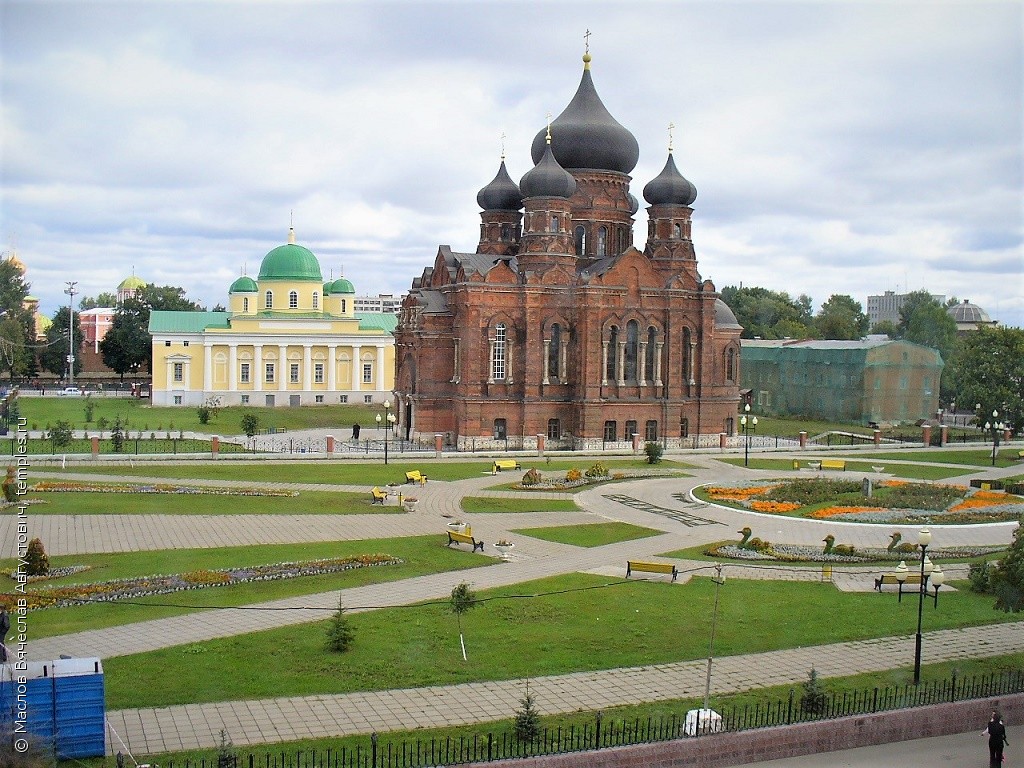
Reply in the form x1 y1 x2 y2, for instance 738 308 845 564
258 229 323 282
530 54 639 175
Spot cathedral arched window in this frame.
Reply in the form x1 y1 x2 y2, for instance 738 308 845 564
682 328 692 383
674 223 682 239
501 223 512 242
312 292 319 310
289 291 298 309
265 291 273 310
645 326 657 382
574 225 586 255
243 297 249 313
605 325 619 381
624 320 639 382
726 347 737 382
597 226 607 257
548 323 562 380
492 323 507 381
550 215 559 233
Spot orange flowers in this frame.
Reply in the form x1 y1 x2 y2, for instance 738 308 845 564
810 506 885 519
749 500 801 513
707 485 778 501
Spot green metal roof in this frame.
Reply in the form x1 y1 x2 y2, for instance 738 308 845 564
258 243 323 281
229 275 259 293
149 311 232 334
357 312 398 333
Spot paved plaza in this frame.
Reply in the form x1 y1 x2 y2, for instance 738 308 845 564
6 445 1022 761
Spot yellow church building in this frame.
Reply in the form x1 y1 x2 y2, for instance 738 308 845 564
149 229 396 407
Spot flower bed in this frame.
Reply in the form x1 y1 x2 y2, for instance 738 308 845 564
30 480 298 497
513 468 681 491
3 554 402 611
698 479 1024 524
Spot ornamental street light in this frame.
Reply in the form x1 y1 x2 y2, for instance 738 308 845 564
912 528 935 686
984 410 1005 466
64 281 78 387
703 563 726 711
375 400 394 465
740 404 758 468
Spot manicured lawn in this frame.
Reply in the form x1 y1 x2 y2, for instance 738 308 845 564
115 651 1024 767
460 496 580 514
1 537 488 638
6 437 246 456
102 572 1021 710
512 522 662 548
12 398 385 436
718 457 970 480
17 488 400 515
836 449 1019 468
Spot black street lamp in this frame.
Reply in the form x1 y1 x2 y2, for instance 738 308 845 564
702 563 726 711
984 410 1005 467
912 528 935 685
375 399 394 465
740 404 757 468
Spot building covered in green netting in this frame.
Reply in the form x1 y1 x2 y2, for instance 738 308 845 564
740 337 943 426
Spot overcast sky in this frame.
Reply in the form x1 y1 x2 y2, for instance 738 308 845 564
2 0 1022 329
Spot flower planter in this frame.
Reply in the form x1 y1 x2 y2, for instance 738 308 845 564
404 499 419 512
447 522 467 533
494 542 515 560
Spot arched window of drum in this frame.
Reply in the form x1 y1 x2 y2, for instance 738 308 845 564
597 226 608 256
312 292 319 310
605 325 619 381
501 223 512 242
550 215 559 233
645 326 657 381
574 225 586 255
548 323 561 379
265 291 273 310
619 228 627 253
243 297 249 313
624 320 639 382
674 223 682 239
289 291 298 309
726 347 736 381
492 323 507 380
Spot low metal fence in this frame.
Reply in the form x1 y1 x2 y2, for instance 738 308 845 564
150 669 1024 768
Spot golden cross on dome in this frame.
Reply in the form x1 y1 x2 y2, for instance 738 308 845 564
668 122 675 153
584 28 591 54
500 131 506 160
545 112 552 144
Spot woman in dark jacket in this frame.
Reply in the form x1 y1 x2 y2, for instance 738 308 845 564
985 710 1009 767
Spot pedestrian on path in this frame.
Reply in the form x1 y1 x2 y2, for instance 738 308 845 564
984 710 1009 767
0 606 9 662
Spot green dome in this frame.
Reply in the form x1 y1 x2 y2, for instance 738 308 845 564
258 243 323 282
229 275 258 293
330 278 355 294
118 275 146 291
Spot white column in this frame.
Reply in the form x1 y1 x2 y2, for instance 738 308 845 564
617 342 626 386
228 344 238 392
278 344 288 391
655 341 664 386
328 345 337 391
376 345 386 391
254 345 263 391
203 344 213 392
601 341 609 386
451 339 461 384
505 339 513 384
638 341 647 386
560 342 567 384
542 340 551 385
487 339 495 384
351 344 362 390
689 340 697 386
303 344 312 391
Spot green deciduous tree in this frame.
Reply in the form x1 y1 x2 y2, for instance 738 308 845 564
240 413 260 439
39 307 83 379
719 286 814 340
988 518 1024 613
945 326 1024 434
814 295 869 340
450 581 477 661
78 292 118 310
897 290 958 363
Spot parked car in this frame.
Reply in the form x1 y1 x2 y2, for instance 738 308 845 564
58 387 84 397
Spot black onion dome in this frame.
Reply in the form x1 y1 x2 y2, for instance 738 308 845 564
476 160 523 211
627 193 640 216
643 152 697 206
520 143 577 199
530 55 639 174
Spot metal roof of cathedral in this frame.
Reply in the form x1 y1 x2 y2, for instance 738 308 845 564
529 53 639 175
643 152 698 207
520 142 577 199
476 159 524 211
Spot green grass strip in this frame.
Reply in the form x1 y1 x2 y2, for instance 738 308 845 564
512 522 662 548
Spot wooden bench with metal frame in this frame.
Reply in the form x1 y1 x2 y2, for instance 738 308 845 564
492 459 521 472
447 529 484 552
874 573 923 591
370 487 388 505
626 560 678 582
820 459 847 471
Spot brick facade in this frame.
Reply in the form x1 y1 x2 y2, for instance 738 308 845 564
395 57 742 449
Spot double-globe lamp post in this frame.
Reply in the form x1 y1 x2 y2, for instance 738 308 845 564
64 281 77 388
740 404 757 468
981 406 1005 467
375 400 396 465
893 528 945 685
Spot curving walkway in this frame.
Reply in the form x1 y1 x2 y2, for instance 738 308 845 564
9 448 1023 757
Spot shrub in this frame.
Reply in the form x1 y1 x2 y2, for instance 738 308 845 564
48 420 74 448
566 468 582 482
2 466 17 502
968 561 991 593
83 397 95 423
521 467 542 486
240 413 260 439
25 538 49 576
747 537 772 551
111 416 125 453
585 461 610 478
96 416 109 432
644 441 663 464
799 668 828 715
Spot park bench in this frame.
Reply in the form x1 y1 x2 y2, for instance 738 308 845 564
1017 450 1024 460
405 470 427 484
820 459 847 471
492 459 521 472
626 560 678 582
447 529 484 552
370 487 388 505
874 573 923 591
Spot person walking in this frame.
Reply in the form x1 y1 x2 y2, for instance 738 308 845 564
985 710 1009 767
0 606 10 663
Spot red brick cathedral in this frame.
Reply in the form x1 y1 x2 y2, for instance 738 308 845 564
394 53 742 450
